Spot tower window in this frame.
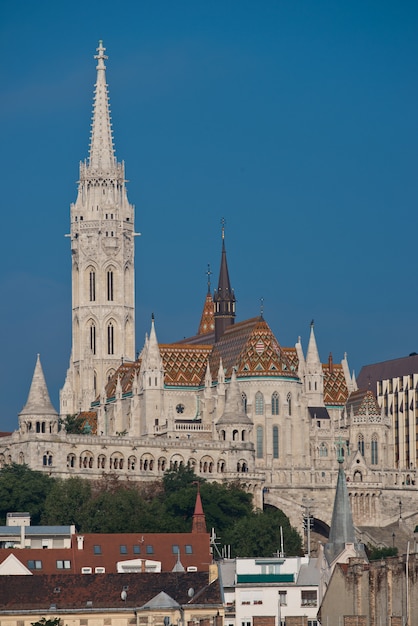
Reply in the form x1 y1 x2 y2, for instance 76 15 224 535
371 435 378 465
358 434 364 456
107 270 114 301
107 323 114 355
287 392 292 416
89 271 96 301
90 323 96 355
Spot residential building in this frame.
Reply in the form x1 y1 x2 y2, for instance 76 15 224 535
220 556 319 626
0 570 224 626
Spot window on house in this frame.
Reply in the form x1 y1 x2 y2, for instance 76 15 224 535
172 545 179 554
278 590 287 606
27 560 42 570
146 545 154 554
120 545 128 554
301 590 317 607
185 545 193 554
93 545 102 555
133 545 141 554
56 560 71 569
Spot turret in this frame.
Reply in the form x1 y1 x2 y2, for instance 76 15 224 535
19 355 59 435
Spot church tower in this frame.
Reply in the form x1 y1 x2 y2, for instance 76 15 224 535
214 223 235 342
60 42 137 415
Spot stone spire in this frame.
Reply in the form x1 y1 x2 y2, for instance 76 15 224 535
217 368 252 425
305 321 324 404
20 355 57 417
214 221 236 342
324 459 364 565
89 41 116 171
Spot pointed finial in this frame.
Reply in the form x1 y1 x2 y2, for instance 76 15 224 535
260 297 264 319
221 217 226 240
151 312 155 321
336 435 345 463
310 319 314 328
206 264 212 294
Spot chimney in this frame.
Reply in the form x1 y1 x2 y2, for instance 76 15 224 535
77 536 84 550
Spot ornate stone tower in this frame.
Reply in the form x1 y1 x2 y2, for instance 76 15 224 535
60 42 137 415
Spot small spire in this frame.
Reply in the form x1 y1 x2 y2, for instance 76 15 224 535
20 355 57 416
260 297 264 319
89 41 116 171
206 264 212 294
306 321 321 369
192 482 207 534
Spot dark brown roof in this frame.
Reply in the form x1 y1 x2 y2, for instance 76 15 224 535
357 354 418 390
0 571 222 610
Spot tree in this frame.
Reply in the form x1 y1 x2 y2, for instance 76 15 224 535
224 507 303 557
367 545 398 560
59 414 87 434
0 464 54 525
41 477 92 528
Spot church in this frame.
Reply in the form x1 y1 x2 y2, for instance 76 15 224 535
4 42 417 539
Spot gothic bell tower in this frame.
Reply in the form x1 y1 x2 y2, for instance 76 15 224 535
60 42 137 415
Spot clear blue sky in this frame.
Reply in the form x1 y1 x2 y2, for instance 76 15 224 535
1 1 417 430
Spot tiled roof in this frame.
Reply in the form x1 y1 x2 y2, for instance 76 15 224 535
209 317 298 380
160 345 213 387
198 293 215 335
346 389 380 417
0 571 222 610
323 363 349 406
0 532 211 575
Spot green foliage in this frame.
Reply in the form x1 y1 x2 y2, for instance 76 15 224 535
41 477 92 528
60 413 87 434
162 464 199 494
0 463 54 525
31 618 62 626
224 507 303 557
367 545 398 560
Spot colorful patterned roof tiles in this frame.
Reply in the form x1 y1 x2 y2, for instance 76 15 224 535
323 362 349 406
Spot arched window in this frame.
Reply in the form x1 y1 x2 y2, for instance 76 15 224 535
89 270 96 301
358 434 365 456
319 442 328 457
233 429 238 441
90 322 96 355
271 392 279 415
107 322 114 355
256 425 263 458
273 426 279 459
67 454 76 468
107 269 114 301
371 434 378 465
255 392 264 415
287 392 292 416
